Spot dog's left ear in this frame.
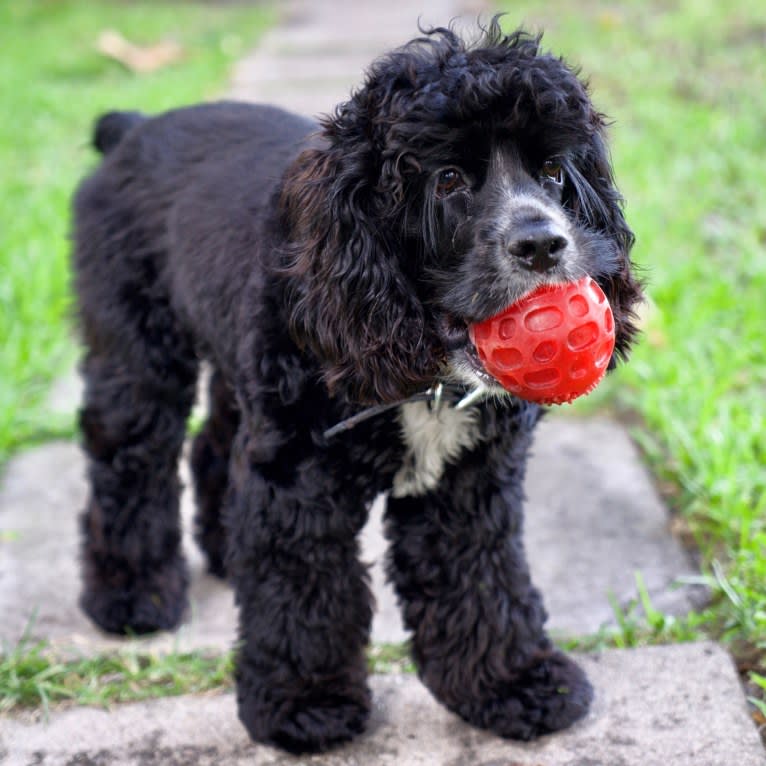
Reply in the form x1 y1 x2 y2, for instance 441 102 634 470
279 109 441 404
563 129 643 364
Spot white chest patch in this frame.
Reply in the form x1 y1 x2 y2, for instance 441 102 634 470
392 401 482 498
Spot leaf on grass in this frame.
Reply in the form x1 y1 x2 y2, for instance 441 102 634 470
96 29 183 74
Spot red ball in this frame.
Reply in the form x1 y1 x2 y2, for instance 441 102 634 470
468 276 615 405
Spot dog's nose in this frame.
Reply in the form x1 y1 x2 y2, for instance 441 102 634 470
507 221 568 273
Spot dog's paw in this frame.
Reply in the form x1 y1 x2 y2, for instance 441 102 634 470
80 556 189 635
238 683 371 754
455 650 593 740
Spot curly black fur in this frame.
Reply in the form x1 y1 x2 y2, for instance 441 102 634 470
72 21 641 754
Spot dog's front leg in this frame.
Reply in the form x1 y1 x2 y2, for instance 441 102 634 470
224 426 374 754
385 410 593 740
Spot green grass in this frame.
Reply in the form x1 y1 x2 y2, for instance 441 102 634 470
0 635 234 714
0 581 746 715
0 636 419 714
558 572 710 653
500 0 765 705
368 642 417 674
0 0 273 463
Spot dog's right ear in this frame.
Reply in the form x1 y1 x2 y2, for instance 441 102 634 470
279 121 441 404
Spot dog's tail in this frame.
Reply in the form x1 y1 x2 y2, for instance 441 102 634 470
92 110 146 155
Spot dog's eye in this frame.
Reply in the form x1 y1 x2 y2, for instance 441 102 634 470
435 167 467 198
541 159 564 186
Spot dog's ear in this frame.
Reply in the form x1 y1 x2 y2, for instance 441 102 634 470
563 130 643 364
280 116 441 404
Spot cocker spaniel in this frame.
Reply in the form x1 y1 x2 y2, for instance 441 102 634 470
72 21 641 753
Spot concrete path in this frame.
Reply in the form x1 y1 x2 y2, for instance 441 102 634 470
0 415 700 652
228 0 484 116
1 0 763 764
2 644 764 766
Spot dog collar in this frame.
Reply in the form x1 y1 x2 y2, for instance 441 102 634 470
322 383 488 440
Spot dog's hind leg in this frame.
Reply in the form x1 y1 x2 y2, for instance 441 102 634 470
190 368 240 577
73 156 202 635
78 349 198 635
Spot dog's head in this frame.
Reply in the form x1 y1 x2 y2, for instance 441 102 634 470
281 22 642 404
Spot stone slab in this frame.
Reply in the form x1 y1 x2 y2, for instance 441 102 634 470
0 413 698 652
1 643 763 766
363 414 701 642
526 415 700 634
0 441 236 655
228 0 483 116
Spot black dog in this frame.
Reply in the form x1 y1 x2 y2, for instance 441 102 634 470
72 22 641 753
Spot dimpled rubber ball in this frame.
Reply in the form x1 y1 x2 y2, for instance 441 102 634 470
469 276 615 405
